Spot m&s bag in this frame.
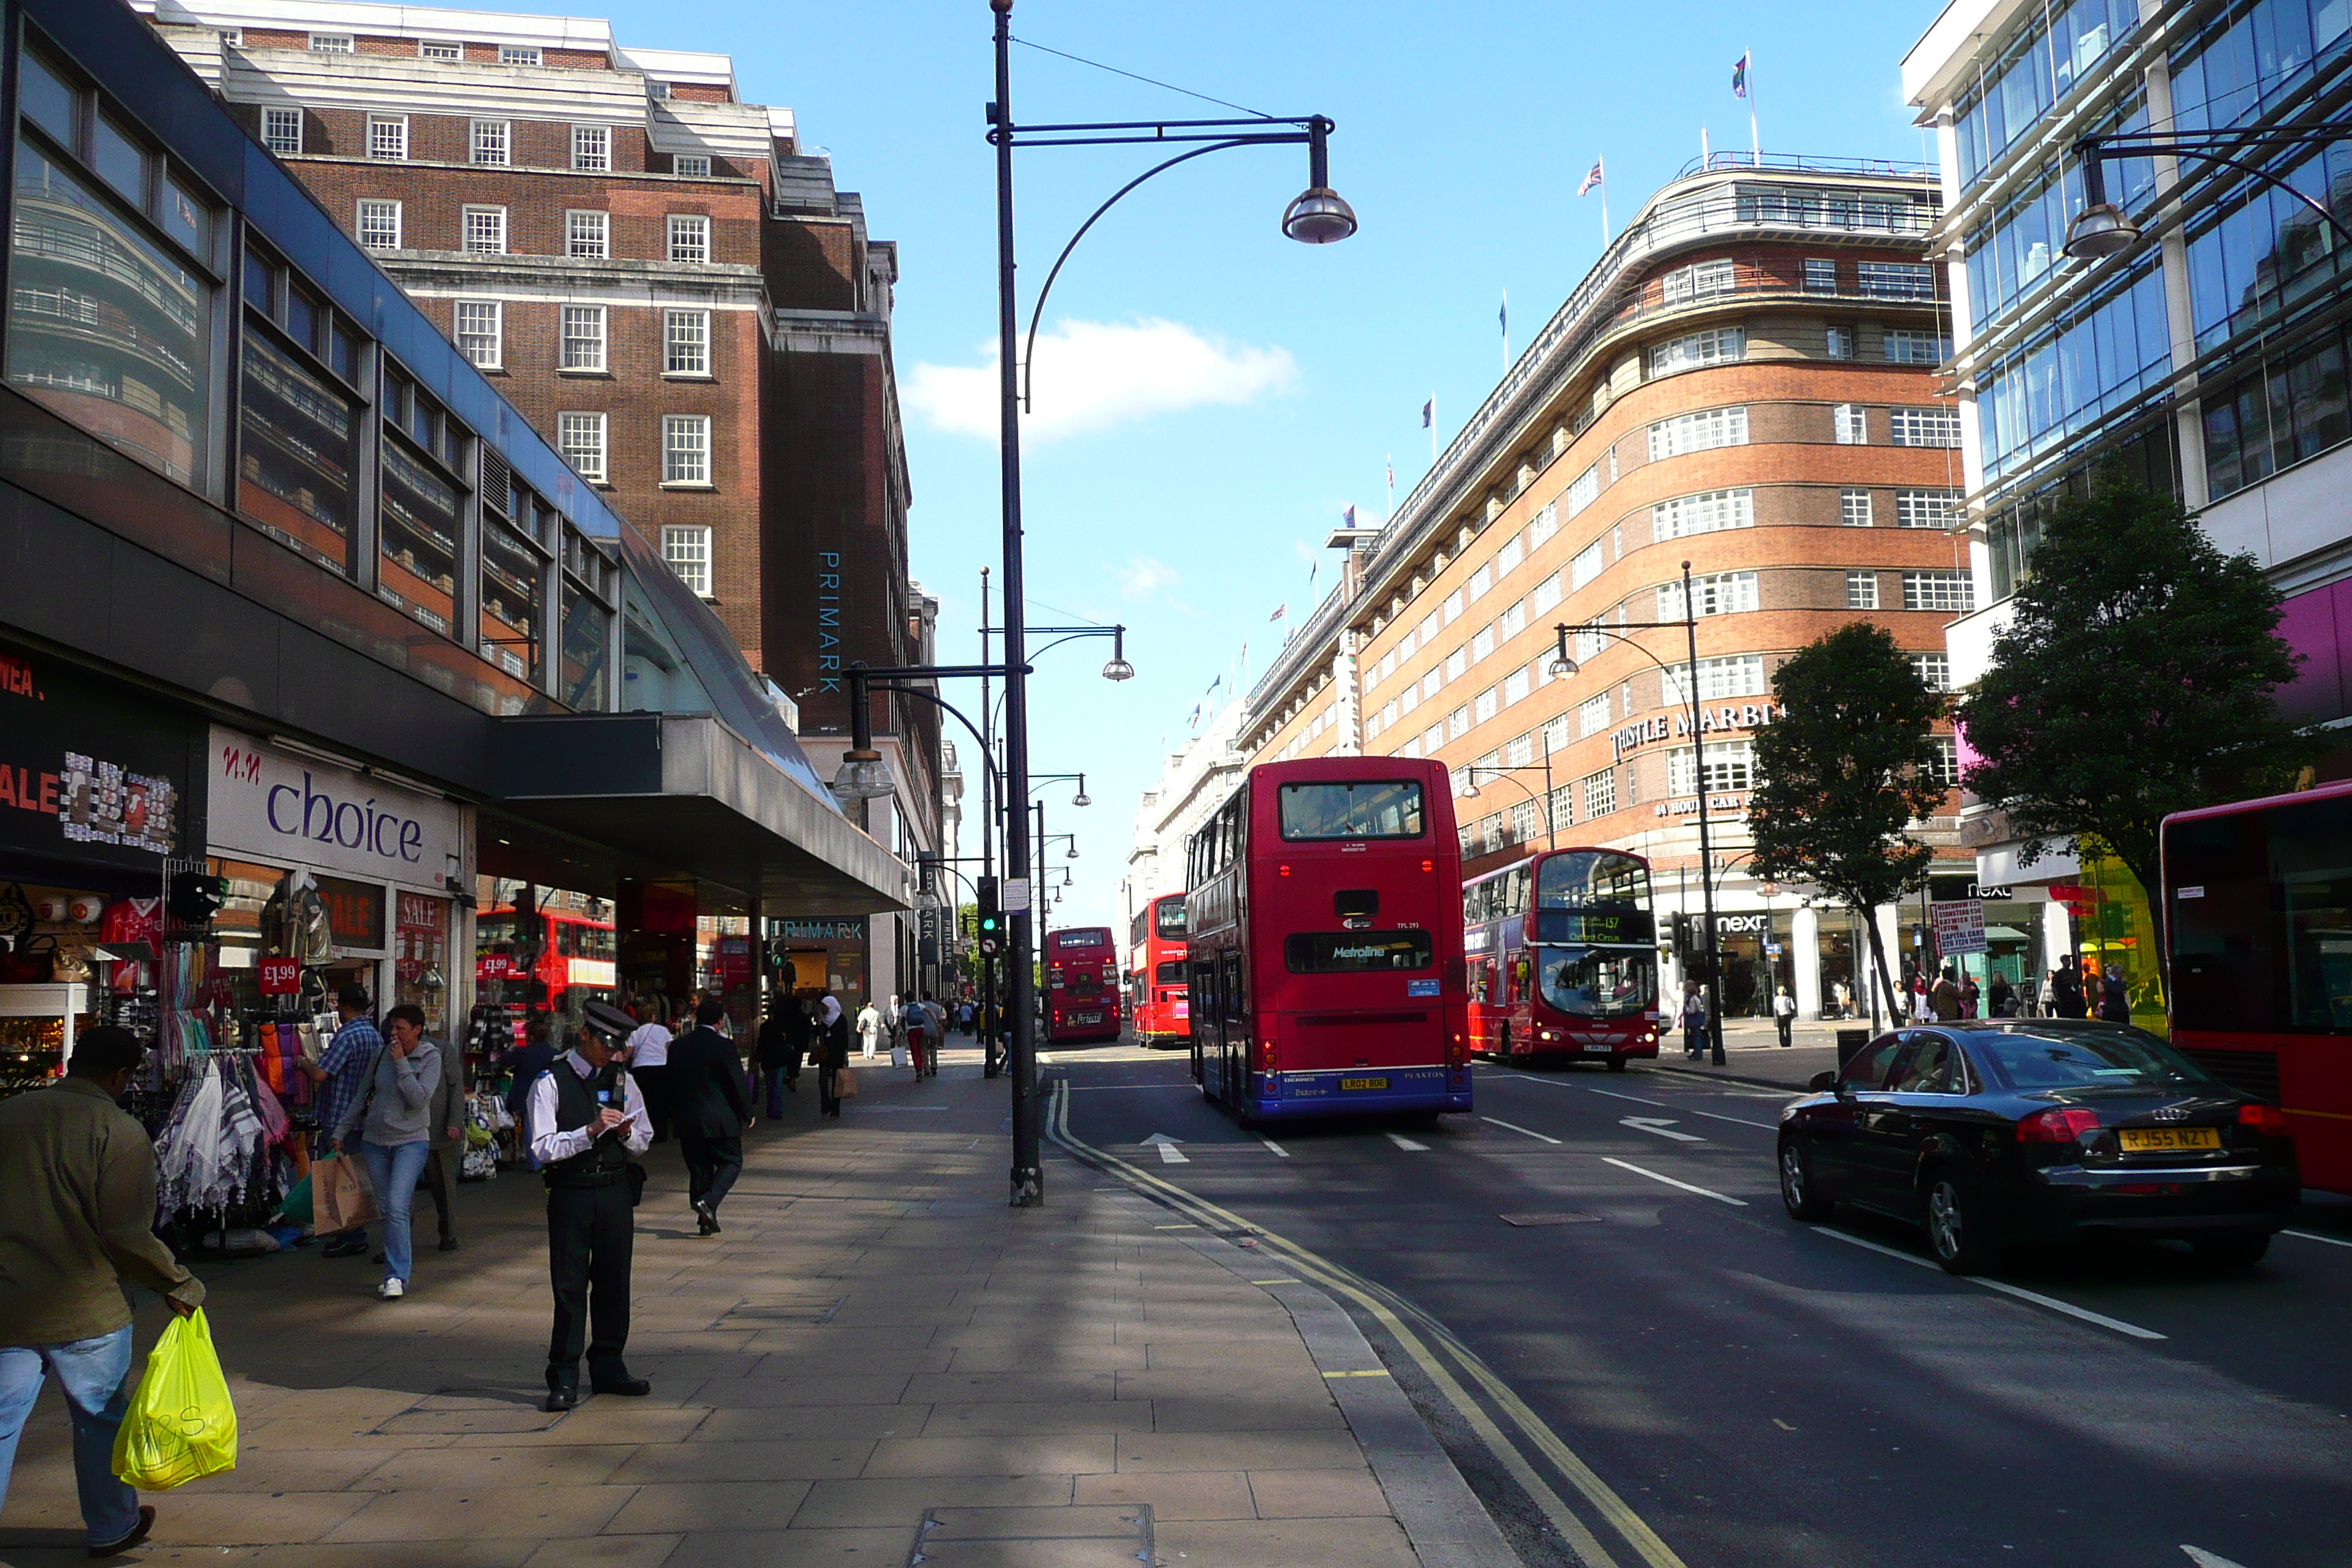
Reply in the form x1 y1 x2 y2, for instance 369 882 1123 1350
113 1308 238 1490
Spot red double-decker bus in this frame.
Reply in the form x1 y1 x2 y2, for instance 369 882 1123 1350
1465 848 1660 1071
478 904 616 1014
1128 893 1190 1048
1045 925 1123 1044
2163 780 2352 1194
1184 756 1470 1124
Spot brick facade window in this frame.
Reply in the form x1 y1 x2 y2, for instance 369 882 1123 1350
500 45 542 66
356 200 402 250
262 106 301 154
1582 769 1617 818
662 414 711 485
560 306 606 371
667 214 709 263
470 119 510 166
1649 325 1743 377
1889 407 1961 448
565 210 608 258
559 412 606 481
462 206 506 254
663 525 712 596
1840 488 1874 525
1658 570 1757 619
572 125 610 171
1847 570 1880 609
420 39 461 61
453 300 501 368
1896 488 1961 528
1857 260 1935 298
367 114 407 160
308 33 353 52
674 154 711 178
1803 257 1837 293
1651 488 1753 543
1833 403 1869 443
1884 329 1951 364
1825 324 1856 359
1902 570 1973 611
1913 653 1952 691
663 309 711 375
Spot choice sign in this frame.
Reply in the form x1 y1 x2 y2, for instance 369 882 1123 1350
207 728 464 889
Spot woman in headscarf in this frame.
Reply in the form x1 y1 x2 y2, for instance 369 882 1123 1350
816 994 852 1120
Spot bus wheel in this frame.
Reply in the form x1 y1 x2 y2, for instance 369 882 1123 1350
1606 1055 1630 1074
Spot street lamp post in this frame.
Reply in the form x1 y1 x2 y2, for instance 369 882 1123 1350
989 0 1352 1205
2065 121 2352 262
1549 560 1727 1066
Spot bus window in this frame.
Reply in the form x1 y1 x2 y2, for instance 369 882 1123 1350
1155 960 1184 984
1278 780 1425 840
1155 895 1188 940
1537 946 1656 1017
1284 930 1436 972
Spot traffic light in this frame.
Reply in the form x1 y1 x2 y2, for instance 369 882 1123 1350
976 876 1001 955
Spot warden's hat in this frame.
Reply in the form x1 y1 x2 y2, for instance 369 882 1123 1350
581 999 638 1044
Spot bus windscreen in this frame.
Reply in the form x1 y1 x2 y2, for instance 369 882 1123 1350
1155 896 1188 940
1278 781 1425 840
1284 930 1435 972
1537 946 1656 1017
1537 850 1651 909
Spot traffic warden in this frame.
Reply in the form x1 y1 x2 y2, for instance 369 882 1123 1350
525 999 652 1412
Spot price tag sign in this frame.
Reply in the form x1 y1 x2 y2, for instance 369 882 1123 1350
257 957 301 995
477 954 514 981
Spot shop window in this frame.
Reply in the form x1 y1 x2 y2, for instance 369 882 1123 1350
560 574 612 711
8 66 217 494
480 499 547 683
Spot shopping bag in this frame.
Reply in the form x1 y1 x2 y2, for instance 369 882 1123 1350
834 1067 859 1098
111 1308 238 1490
890 1045 908 1068
311 1153 377 1234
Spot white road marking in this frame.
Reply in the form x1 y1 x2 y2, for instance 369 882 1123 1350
1067 1083 1192 1091
1681 1107 1782 1131
1812 1228 2167 1341
1258 1135 1291 1157
2284 1228 2352 1249
1621 1116 1705 1142
1602 1156 1749 1206
1142 1134 1189 1165
1581 1085 1670 1107
1480 1116 1563 1145
1386 1131 1431 1152
2182 1546 2253 1568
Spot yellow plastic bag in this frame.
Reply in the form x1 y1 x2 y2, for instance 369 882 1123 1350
111 1308 238 1490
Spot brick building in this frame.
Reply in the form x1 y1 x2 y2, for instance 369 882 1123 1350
1239 158 1975 1022
137 0 942 1000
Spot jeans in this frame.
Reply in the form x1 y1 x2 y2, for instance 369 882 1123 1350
360 1137 433 1283
761 1064 796 1117
0 1325 140 1547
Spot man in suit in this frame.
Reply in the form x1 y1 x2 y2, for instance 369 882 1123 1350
666 998 751 1235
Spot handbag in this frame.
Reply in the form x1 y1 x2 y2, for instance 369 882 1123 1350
311 1153 379 1233
834 1066 859 1098
890 1044 908 1068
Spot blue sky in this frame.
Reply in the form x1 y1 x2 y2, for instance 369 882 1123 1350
581 0 1950 929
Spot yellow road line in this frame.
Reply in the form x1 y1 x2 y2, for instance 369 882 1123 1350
1048 1079 1686 1568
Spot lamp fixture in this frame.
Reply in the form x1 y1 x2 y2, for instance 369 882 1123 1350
1281 117 1358 244
1101 625 1135 682
831 748 896 802
2062 201 2138 260
1548 651 1579 678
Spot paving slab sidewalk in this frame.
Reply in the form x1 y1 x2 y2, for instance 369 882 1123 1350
0 1049 1492 1568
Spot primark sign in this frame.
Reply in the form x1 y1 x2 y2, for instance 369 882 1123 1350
1612 702 1781 761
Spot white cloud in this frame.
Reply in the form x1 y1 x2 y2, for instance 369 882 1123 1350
907 317 1297 443
1112 555 1182 599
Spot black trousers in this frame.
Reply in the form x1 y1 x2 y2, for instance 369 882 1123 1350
679 1134 743 1212
818 1065 840 1115
546 1180 633 1382
634 1065 671 1143
421 1141 458 1244
1775 1014 1793 1047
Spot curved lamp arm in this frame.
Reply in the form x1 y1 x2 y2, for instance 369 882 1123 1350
871 680 1003 804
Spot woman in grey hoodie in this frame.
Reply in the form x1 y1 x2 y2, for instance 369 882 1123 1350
335 1003 441 1300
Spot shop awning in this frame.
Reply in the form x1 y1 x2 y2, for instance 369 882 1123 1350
480 712 910 916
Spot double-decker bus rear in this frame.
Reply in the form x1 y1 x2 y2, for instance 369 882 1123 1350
1130 893 1190 1048
1045 926 1123 1044
1187 757 1470 1123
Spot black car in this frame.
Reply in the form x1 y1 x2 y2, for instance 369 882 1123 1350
1776 1020 2298 1273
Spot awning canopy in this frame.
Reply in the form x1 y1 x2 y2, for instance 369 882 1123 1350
480 712 910 917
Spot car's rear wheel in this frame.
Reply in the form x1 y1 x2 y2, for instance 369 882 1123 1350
2191 1230 2271 1269
1779 1138 1833 1221
1924 1171 1998 1275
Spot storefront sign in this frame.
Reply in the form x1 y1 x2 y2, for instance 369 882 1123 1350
257 957 301 994
1654 794 1749 818
1931 899 1988 956
772 919 863 942
208 728 463 889
0 642 192 871
1613 703 1781 761
317 875 386 952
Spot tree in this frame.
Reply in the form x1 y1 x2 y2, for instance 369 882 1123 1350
1957 474 2316 987
1749 622 1949 1025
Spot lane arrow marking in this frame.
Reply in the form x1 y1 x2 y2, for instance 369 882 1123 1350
1621 1116 1705 1142
2182 1548 2253 1568
1142 1132 1189 1164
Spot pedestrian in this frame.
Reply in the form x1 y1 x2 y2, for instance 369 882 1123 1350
298 983 382 1258
2099 965 2132 1023
1681 987 1706 1060
1930 965 1963 1022
419 1009 466 1253
754 996 801 1117
1772 985 1797 1048
526 998 651 1413
1959 973 1981 1019
625 1007 674 1145
667 998 752 1236
0 1025 204 1559
1831 979 1851 1020
2052 956 2088 1019
335 1003 442 1302
958 999 975 1036
905 993 934 1079
817 994 852 1118
856 997 882 1061
502 1015 559 1169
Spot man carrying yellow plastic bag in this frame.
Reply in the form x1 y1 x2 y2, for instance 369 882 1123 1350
0 1026 211 1557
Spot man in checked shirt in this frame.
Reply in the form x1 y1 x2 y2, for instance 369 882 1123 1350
299 984 382 1258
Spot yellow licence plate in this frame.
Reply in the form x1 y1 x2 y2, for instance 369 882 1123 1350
1339 1077 1390 1091
2118 1126 2222 1153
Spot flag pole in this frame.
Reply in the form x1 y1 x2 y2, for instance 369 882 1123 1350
1748 47 1760 162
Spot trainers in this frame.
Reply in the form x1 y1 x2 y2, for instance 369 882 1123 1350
376 1278 406 1300
321 1235 368 1259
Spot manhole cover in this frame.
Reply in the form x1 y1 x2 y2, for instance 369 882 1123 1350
718 1297 845 1327
908 1504 1152 1566
1500 1212 1601 1227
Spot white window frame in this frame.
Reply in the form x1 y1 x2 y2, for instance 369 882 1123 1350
453 298 502 369
1890 407 1963 448
674 154 712 178
1912 653 1952 691
1803 257 1837 293
662 414 712 486
461 205 507 255
1847 570 1881 610
1468 562 1493 603
1496 532 1523 577
1841 489 1874 526
1470 624 1496 663
1651 489 1754 543
355 199 402 251
500 44 542 67
1443 589 1465 625
663 525 714 598
1449 706 1471 741
1884 330 1952 365
470 118 510 166
262 106 303 155
308 32 353 53
1474 687 1499 725
1661 258 1736 305
664 309 711 376
1833 404 1869 444
1668 740 1755 797
1504 667 1530 706
1649 405 1749 459
1926 736 1961 786
367 114 408 161
1648 326 1744 377
559 305 607 373
1856 260 1935 299
572 125 611 172
1896 489 1961 529
1658 571 1759 619
1445 647 1469 682
1825 324 1856 360
419 39 461 61
1578 692 1613 738
1570 540 1605 590
565 209 610 259
558 411 607 483
1902 571 1974 612
1531 572 1563 615
1582 769 1618 819
1665 653 1768 706
667 214 710 263
1528 500 1560 548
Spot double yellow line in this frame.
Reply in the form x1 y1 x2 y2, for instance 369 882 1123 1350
1047 1079 1687 1568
